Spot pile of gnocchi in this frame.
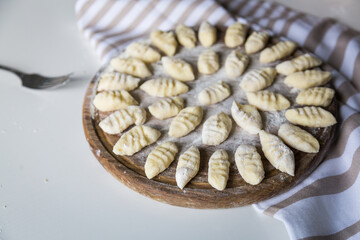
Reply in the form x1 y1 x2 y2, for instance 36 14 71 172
92 22 337 191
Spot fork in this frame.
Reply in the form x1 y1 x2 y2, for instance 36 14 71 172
0 64 72 89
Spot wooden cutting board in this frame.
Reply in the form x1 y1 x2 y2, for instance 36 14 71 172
82 30 337 209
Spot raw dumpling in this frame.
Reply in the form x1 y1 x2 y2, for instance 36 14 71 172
276 54 322 75
148 97 184 119
208 149 230 191
99 106 146 134
93 90 138 112
198 21 217 47
140 78 188 97
197 49 219 75
198 81 231 105
231 101 262 134
235 145 264 185
169 106 203 138
259 130 295 176
225 50 250 78
162 56 195 81
240 68 276 92
260 41 297 63
296 87 335 107
97 72 140 91
245 31 270 54
144 142 178 179
176 24 196 48
284 70 332 89
202 112 232 145
176 146 200 189
125 42 161 63
150 29 177 56
278 123 320 153
247 91 290 111
285 106 337 127
225 22 248 48
110 57 151 78
113 125 161 156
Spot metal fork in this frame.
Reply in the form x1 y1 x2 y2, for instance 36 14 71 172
0 64 72 89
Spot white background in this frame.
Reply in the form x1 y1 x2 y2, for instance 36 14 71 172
0 0 359 239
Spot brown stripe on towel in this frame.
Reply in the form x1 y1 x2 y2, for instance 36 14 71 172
81 0 116 32
76 0 96 19
303 18 337 52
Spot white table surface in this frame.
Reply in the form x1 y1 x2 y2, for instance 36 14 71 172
0 0 358 239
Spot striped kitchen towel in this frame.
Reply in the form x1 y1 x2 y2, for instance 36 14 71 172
75 0 360 239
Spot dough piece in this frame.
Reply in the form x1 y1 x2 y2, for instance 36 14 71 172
176 24 196 48
99 106 146 134
125 42 161 63
148 97 184 120
276 54 322 75
278 123 320 153
93 90 138 112
296 87 335 107
284 70 332 89
235 145 264 185
97 72 140 91
162 56 195 82
110 57 151 78
240 68 277 92
150 29 177 56
245 31 270 54
198 21 217 47
225 22 248 48
231 101 262 134
176 146 200 189
247 91 290 111
208 149 230 191
144 142 178 179
197 49 219 75
198 81 231 105
260 41 297 63
140 78 188 97
113 125 161 156
202 112 232 145
169 106 203 138
225 50 250 78
259 130 295 176
285 106 337 127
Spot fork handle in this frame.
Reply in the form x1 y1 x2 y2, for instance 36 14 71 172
0 64 25 78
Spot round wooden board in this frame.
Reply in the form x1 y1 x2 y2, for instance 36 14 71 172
82 31 338 209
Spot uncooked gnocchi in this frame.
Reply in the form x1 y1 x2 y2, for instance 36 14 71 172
162 56 195 81
231 101 262 134
198 81 231 105
225 50 250 78
208 149 230 191
150 29 177 56
284 70 332 89
99 106 146 134
169 106 203 138
247 91 290 111
176 24 196 48
202 112 232 145
113 125 161 156
110 57 151 78
259 130 295 176
276 54 322 75
245 31 270 54
278 123 320 153
225 22 248 48
285 106 337 127
145 142 178 179
125 42 161 63
260 41 297 63
140 78 188 97
198 21 217 47
97 72 140 91
198 49 219 74
148 97 184 120
93 90 138 112
296 87 335 107
240 68 277 92
235 145 264 185
176 146 200 189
